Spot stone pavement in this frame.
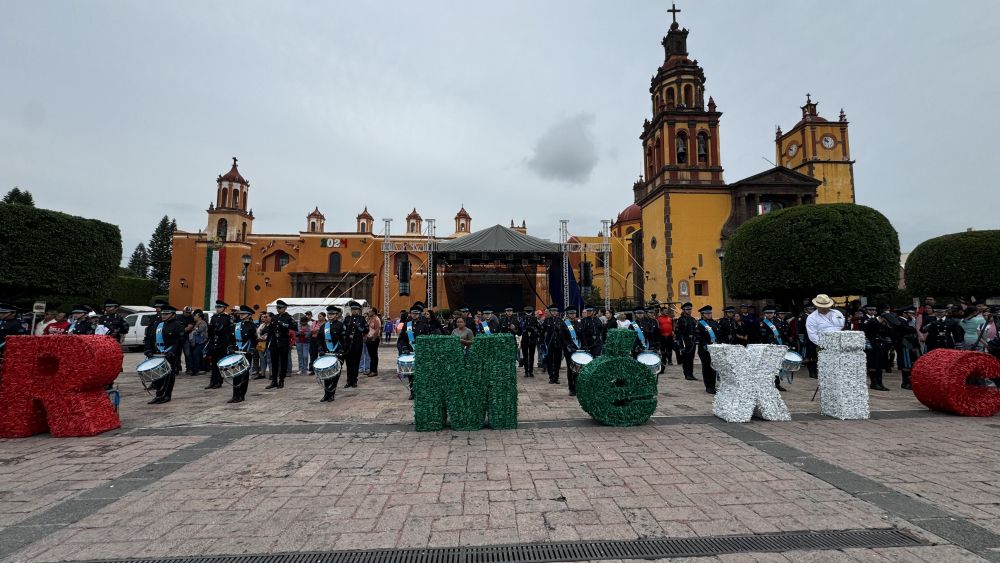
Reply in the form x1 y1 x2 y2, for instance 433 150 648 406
0 343 998 562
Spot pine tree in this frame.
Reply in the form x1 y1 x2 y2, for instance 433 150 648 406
2 187 35 206
127 243 150 278
148 216 176 292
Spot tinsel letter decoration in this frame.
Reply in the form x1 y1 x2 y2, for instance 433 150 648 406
602 328 637 358
708 344 790 423
0 335 122 438
911 349 1000 417
817 331 870 420
576 356 657 426
412 334 519 431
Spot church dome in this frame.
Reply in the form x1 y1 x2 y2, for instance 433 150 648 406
218 157 248 185
617 204 641 223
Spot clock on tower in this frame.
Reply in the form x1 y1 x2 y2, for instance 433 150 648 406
775 94 855 204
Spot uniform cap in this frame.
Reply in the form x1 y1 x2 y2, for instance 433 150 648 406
103 299 120 307
239 305 254 314
723 306 736 313
762 305 777 313
215 300 229 308
275 300 288 308
70 304 89 314
698 305 713 313
681 302 693 310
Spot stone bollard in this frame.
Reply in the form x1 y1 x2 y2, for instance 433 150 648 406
817 331 870 420
708 344 790 423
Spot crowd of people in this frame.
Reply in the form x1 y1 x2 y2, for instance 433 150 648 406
1 293 998 405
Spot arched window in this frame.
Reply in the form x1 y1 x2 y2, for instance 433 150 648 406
409 221 416 233
625 226 636 235
654 95 661 111
309 221 316 233
683 84 693 107
697 132 709 164
360 221 367 233
216 218 228 240
240 222 247 241
666 88 675 108
232 190 240 209
676 132 688 164
272 250 290 272
459 220 466 232
328 252 341 274
221 187 229 208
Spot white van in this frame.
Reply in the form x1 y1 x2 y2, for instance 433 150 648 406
122 312 158 350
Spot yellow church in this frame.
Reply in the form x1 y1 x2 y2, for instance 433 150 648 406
168 6 856 314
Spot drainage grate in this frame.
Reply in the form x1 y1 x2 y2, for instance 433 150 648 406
77 529 921 563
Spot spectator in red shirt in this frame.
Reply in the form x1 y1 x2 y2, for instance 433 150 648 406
43 312 70 334
657 306 675 369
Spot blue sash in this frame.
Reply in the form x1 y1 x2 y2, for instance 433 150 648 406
235 323 249 351
68 320 77 334
407 321 416 347
480 321 492 336
564 319 580 349
324 322 340 353
763 319 783 345
155 323 173 354
632 321 648 350
698 320 717 344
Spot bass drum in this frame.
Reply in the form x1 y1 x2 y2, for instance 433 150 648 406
136 357 170 389
636 351 662 374
217 353 250 385
397 354 416 381
570 351 594 372
314 355 343 381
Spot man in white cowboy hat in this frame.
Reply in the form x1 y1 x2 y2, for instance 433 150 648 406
806 294 845 347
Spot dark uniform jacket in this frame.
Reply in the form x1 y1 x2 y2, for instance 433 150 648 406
675 315 698 353
695 318 722 350
67 316 95 335
267 312 296 350
319 320 346 355
208 313 234 351
476 316 500 335
342 313 368 354
144 317 185 358
758 318 790 346
233 319 258 353
921 317 963 350
557 318 583 353
542 316 562 350
520 315 542 345
98 313 129 342
498 315 520 335
718 317 738 345
397 317 430 354
0 317 28 357
636 317 659 350
580 316 603 351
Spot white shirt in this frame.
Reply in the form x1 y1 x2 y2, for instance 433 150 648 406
806 309 845 346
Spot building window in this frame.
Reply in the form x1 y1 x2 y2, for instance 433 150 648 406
233 190 240 208
460 220 466 232
697 132 709 164
240 222 247 241
757 201 785 215
650 236 657 250
310 221 316 233
216 218 228 240
394 252 410 275
666 87 675 108
694 280 708 296
360 221 367 233
625 226 635 235
676 132 688 164
596 253 606 268
408 221 416 233
274 251 290 272
220 187 228 208
683 84 693 107
328 252 341 274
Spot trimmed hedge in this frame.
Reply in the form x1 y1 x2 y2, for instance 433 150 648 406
723 204 899 301
0 204 122 298
905 230 1000 298
109 276 160 306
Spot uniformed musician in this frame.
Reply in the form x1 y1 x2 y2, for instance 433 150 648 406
519 306 541 377
265 300 296 389
66 304 96 334
318 305 345 402
207 300 234 390
718 306 738 345
143 305 185 404
0 303 27 372
398 302 430 399
758 305 790 391
558 306 584 396
542 305 563 384
477 306 500 335
98 299 129 342
342 301 368 388
229 305 258 403
674 303 698 381
695 305 721 394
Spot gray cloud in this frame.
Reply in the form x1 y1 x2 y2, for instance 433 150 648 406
525 114 598 184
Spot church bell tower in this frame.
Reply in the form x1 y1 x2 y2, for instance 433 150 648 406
775 95 855 203
207 157 254 242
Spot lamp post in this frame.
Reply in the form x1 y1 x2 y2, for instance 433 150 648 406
715 248 726 307
240 254 252 306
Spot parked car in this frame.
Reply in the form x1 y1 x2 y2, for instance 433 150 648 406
122 312 157 351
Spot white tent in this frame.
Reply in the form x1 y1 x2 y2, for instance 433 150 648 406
265 297 369 319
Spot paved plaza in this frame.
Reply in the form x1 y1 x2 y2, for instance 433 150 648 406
1 344 999 562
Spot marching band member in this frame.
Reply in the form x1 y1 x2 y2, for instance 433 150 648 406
207 300 234 390
519 306 541 377
228 305 258 403
266 300 296 389
0 303 27 368
66 304 95 334
98 299 129 342
342 301 368 388
580 306 604 357
143 305 185 404
696 305 721 394
675 303 698 381
398 302 430 399
758 305 790 391
319 305 345 402
498 306 519 335
542 305 563 384
477 307 500 335
718 306 738 345
558 306 584 396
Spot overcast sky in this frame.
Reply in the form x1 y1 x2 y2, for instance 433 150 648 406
3 0 998 260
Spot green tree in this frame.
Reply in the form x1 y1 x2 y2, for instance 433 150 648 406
127 242 150 278
0 203 121 300
723 204 899 307
3 187 35 206
148 216 176 292
905 230 1000 300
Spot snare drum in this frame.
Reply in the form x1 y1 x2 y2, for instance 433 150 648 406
136 357 170 388
780 350 803 372
397 354 416 380
218 353 250 385
570 351 594 372
314 355 343 381
636 351 662 374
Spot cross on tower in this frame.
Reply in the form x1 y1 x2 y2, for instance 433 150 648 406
668 3 681 24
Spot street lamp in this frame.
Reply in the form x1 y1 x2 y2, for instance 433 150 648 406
240 254 252 305
715 248 726 306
